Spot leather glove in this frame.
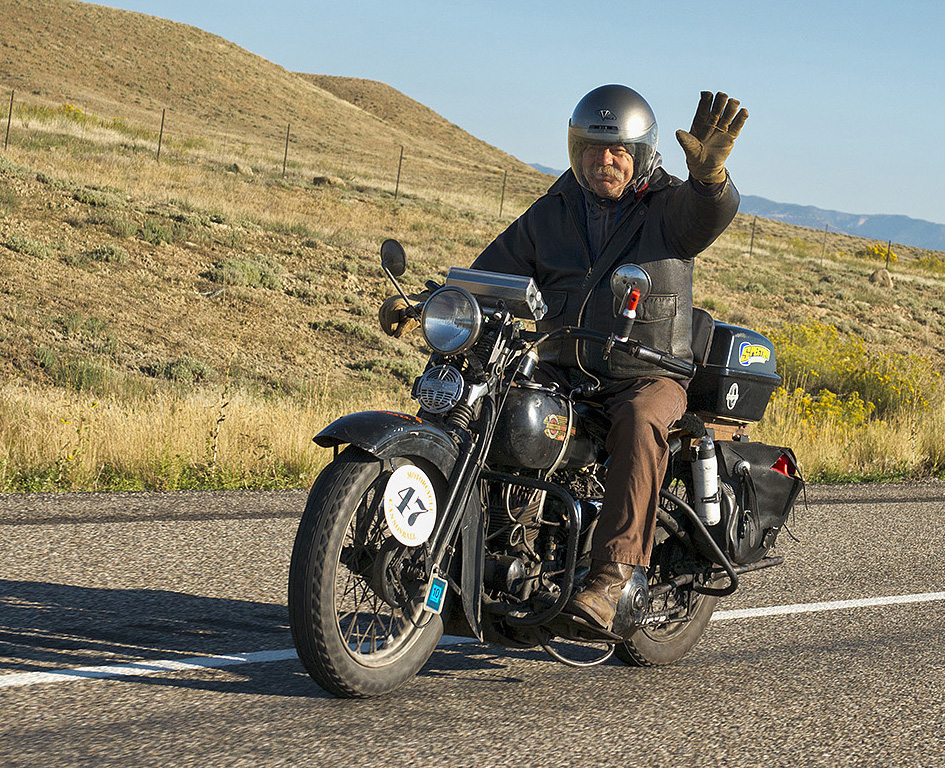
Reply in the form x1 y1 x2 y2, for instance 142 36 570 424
378 295 419 338
675 92 748 184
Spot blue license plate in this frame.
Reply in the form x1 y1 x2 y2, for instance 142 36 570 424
423 575 448 614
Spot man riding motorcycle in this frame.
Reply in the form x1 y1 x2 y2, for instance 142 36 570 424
380 84 748 631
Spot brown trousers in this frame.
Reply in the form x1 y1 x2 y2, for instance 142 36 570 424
590 376 688 567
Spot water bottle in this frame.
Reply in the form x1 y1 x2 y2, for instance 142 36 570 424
691 435 721 525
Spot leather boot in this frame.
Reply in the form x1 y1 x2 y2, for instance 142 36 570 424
565 560 636 631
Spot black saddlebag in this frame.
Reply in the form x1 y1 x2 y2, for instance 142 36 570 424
717 441 804 565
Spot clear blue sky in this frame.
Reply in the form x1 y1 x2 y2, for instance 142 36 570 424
99 0 944 224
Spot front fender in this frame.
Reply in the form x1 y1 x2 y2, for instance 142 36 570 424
314 410 459 475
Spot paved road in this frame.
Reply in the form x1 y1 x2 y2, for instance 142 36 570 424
1 483 943 767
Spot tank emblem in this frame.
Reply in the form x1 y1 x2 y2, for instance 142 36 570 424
543 414 571 442
738 342 771 367
383 465 438 547
726 382 740 410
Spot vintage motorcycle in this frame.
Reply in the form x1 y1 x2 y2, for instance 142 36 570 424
288 239 803 698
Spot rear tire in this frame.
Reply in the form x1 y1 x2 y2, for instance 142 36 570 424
288 447 445 697
614 587 717 667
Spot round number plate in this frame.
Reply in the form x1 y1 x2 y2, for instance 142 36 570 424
383 465 438 546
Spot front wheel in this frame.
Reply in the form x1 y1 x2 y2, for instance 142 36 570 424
288 447 445 697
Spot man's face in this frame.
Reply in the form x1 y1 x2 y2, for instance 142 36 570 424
582 144 634 200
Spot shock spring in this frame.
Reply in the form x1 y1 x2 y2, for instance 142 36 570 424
446 403 474 430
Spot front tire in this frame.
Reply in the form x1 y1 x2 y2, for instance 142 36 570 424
288 447 445 697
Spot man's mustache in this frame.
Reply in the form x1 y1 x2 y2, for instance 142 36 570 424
590 165 623 180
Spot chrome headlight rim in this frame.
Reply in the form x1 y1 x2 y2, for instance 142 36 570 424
420 286 483 356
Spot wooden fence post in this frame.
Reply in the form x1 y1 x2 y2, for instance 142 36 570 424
394 145 404 199
748 216 756 257
282 123 290 178
821 223 828 266
499 170 507 217
156 108 166 162
4 90 13 151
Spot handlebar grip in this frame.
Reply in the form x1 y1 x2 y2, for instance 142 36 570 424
633 345 696 378
659 355 697 378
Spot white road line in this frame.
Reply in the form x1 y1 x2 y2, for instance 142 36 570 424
3 591 944 690
711 591 945 621
0 649 297 690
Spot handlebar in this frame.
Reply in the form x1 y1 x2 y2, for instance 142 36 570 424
535 327 697 379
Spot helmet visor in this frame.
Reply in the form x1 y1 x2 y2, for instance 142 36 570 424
568 122 658 195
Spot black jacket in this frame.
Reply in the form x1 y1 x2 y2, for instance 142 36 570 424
471 167 739 381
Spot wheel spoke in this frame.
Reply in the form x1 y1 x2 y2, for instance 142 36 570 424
341 606 359 645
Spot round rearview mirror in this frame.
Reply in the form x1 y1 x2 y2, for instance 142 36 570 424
610 264 651 302
380 239 407 278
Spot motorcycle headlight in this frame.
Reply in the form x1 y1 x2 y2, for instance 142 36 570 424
421 287 483 355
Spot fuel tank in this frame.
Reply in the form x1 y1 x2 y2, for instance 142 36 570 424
488 384 597 470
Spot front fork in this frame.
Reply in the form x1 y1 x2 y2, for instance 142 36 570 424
425 398 496 575
418 398 498 638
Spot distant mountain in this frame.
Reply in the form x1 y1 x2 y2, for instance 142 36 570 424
739 195 945 253
530 163 564 178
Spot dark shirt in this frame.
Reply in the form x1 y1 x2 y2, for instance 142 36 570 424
583 193 634 262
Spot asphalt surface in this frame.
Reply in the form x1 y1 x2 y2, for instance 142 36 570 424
1 482 943 767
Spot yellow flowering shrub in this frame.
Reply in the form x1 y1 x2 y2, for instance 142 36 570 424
854 243 897 264
59 103 88 120
766 320 940 417
769 386 874 426
913 255 945 275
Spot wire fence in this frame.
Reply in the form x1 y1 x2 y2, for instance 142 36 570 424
1 89 552 219
729 211 942 267
12 88 938 265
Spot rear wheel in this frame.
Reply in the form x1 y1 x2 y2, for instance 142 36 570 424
615 486 719 667
614 583 717 667
288 447 445 697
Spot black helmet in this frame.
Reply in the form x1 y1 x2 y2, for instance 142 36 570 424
568 84 659 196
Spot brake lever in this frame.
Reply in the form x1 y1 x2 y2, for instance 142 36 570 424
399 281 441 320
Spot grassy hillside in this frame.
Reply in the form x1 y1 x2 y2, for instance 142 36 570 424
1 0 944 490
1 0 548 202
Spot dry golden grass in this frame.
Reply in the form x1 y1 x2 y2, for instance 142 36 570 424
756 393 945 481
1 0 549 205
0 381 413 491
